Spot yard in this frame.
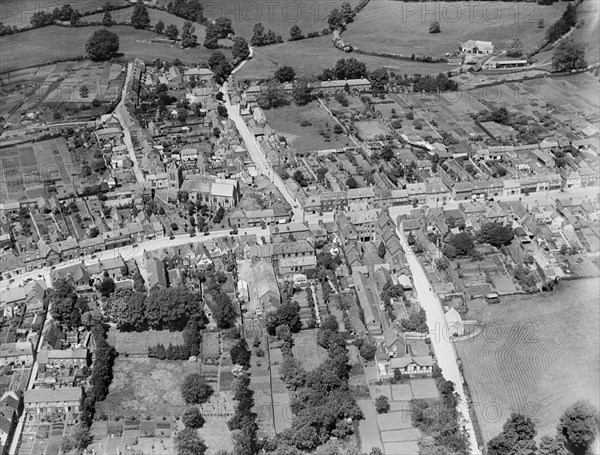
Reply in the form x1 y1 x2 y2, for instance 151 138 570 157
0 137 72 203
106 328 185 356
236 36 451 80
95 357 203 418
456 278 600 443
0 25 231 74
292 329 328 371
263 101 352 153
342 1 566 58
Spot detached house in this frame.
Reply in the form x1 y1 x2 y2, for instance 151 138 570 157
389 355 434 377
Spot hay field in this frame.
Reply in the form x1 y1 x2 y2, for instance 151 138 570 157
456 278 600 443
343 0 566 58
0 0 128 28
236 36 451 80
0 25 230 74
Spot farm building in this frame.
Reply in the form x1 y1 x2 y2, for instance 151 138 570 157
460 40 494 54
490 60 528 69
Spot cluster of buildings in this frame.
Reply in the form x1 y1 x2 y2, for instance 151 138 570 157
0 276 95 454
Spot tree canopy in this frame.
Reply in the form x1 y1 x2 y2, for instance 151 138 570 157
552 39 587 72
478 222 515 247
275 66 296 83
557 400 599 455
181 373 213 404
86 29 120 61
131 1 150 29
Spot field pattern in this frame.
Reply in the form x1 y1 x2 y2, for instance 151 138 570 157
343 0 565 58
237 35 451 80
456 279 600 443
0 25 230 73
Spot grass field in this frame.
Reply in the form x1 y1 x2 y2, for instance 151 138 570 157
456 278 600 443
236 35 451 80
343 0 566 58
107 328 184 355
292 329 328 370
82 7 207 39
0 0 128 28
533 0 600 68
263 100 356 152
0 25 231 74
96 357 202 418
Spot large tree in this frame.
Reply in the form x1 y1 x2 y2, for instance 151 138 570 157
181 373 213 404
165 24 179 40
175 428 207 455
131 1 150 29
289 25 304 41
211 291 237 328
86 29 120 61
291 79 313 106
334 58 368 79
106 289 147 331
181 21 197 48
230 338 251 369
478 222 514 247
232 36 250 61
488 414 537 455
144 287 203 331
182 407 205 429
557 400 599 455
552 39 587 72
275 65 296 83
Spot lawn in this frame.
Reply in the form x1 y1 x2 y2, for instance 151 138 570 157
236 35 451 80
95 357 201 418
263 101 354 153
106 328 185 355
0 25 231 74
343 0 566 58
456 278 600 443
292 329 328 370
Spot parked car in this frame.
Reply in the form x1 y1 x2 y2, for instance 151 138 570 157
204 231 210 236
229 229 238 235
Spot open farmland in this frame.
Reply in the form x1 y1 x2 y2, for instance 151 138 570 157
456 278 600 443
0 0 128 28
82 7 207 39
533 0 600 67
0 25 231 74
263 101 353 153
343 1 566 58
236 36 451 80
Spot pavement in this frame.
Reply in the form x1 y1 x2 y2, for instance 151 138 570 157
113 62 145 183
222 83 304 223
1 227 269 293
396 225 482 455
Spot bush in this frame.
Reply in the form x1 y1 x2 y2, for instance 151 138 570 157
375 395 390 414
182 407 205 429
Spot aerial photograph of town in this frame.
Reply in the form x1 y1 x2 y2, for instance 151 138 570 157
0 0 598 454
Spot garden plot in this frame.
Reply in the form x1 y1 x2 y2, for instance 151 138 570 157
354 120 392 140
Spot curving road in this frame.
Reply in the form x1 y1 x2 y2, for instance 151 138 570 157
396 222 482 455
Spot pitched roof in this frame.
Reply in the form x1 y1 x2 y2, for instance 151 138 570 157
24 387 83 404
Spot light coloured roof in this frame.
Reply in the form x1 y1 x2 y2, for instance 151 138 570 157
25 387 83 404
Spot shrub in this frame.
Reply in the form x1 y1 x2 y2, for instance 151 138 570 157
375 395 390 414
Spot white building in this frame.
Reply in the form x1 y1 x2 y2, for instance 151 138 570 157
460 40 494 54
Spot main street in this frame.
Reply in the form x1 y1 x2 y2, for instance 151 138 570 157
1 227 270 293
222 83 304 223
113 62 145 183
397 224 481 454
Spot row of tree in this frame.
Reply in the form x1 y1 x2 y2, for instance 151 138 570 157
487 401 599 455
274 315 364 451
